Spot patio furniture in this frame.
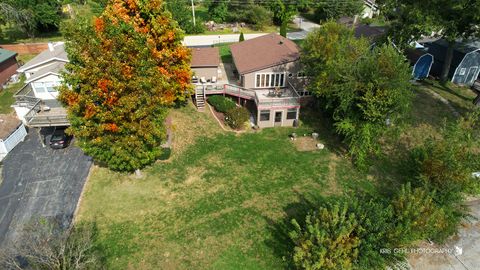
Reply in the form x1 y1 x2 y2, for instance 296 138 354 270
211 76 217 83
200 77 207 83
267 89 276 97
192 76 198 83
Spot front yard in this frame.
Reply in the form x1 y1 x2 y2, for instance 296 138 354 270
76 82 477 269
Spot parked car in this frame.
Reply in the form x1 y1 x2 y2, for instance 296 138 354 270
49 127 72 149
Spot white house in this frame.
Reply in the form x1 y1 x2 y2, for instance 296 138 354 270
13 42 69 127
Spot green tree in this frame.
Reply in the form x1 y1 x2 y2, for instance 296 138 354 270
59 0 192 171
313 0 363 22
0 2 36 38
239 31 245 41
270 0 297 37
3 0 61 35
166 0 204 34
378 0 480 82
205 0 229 23
302 22 413 169
290 203 360 270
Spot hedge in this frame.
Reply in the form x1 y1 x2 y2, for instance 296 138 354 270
225 107 250 129
208 95 236 113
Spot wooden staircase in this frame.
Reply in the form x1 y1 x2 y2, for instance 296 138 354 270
195 86 206 110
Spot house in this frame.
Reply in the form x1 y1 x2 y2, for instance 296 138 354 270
193 33 309 129
191 47 221 81
0 48 18 87
422 38 480 86
354 24 386 41
0 114 27 161
362 0 379 19
406 48 434 80
13 42 69 127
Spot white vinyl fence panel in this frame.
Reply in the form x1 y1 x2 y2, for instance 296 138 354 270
0 124 27 161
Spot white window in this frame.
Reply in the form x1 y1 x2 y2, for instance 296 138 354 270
255 72 285 88
33 82 46 93
33 81 60 94
459 68 466 76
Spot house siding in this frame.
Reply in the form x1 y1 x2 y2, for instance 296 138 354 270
0 57 18 85
256 106 300 128
241 61 301 89
31 74 62 100
192 66 218 80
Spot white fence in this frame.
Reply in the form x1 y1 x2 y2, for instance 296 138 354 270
0 124 27 161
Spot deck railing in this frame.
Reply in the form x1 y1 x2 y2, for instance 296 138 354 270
23 99 69 127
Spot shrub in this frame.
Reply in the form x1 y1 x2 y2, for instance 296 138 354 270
290 203 360 270
225 107 249 129
208 95 236 113
158 147 171 160
239 31 245 42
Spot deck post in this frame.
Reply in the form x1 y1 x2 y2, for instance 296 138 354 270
223 84 226 97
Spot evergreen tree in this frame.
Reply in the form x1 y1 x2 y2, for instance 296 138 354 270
59 0 192 171
239 31 245 42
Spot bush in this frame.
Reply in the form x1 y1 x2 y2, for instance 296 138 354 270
239 31 245 42
290 203 360 270
225 107 249 129
208 95 236 113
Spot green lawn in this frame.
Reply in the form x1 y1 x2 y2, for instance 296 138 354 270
76 80 476 269
0 77 24 114
215 43 233 63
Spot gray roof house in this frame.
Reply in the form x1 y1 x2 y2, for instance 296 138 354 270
13 42 69 127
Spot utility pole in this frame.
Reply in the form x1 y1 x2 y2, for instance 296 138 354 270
191 0 196 26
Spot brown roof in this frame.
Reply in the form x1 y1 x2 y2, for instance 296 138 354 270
0 114 22 140
230 33 300 75
191 47 220 67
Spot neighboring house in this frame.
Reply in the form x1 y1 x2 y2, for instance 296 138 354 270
422 39 480 86
406 48 434 80
191 47 220 81
354 24 386 41
363 0 379 19
0 114 27 161
13 42 69 127
0 48 18 87
193 34 310 128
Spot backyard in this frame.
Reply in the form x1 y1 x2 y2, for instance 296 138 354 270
75 81 477 269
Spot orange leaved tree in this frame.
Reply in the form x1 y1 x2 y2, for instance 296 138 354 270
59 0 192 171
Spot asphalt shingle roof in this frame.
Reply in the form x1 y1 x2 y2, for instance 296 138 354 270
0 48 17 64
191 47 220 67
18 43 67 72
230 33 299 75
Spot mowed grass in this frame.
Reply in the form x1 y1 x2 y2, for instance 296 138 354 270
77 103 368 269
0 77 25 114
77 81 476 269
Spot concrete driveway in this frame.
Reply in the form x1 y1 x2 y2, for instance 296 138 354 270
409 199 480 270
0 128 92 247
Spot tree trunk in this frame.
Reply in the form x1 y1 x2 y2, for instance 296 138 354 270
440 41 454 83
280 20 287 38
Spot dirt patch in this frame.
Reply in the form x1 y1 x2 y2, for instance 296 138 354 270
292 137 321 152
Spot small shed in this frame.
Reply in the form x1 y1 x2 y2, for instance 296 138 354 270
0 48 18 87
190 47 220 80
406 48 434 80
422 39 480 86
0 114 27 161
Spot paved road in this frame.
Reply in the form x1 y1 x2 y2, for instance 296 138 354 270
0 128 92 247
183 15 320 47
